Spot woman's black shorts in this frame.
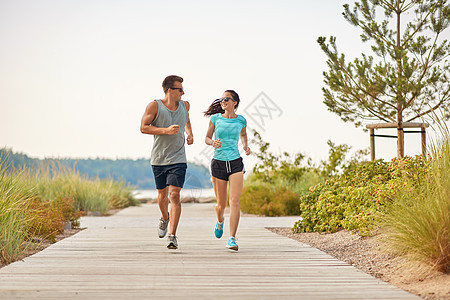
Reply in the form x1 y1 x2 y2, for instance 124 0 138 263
211 157 245 181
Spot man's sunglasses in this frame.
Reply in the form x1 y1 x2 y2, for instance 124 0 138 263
220 97 236 103
170 87 184 93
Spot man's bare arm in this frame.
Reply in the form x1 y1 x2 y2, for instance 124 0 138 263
184 101 194 145
140 101 179 135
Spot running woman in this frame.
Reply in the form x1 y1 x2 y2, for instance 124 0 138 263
204 90 250 251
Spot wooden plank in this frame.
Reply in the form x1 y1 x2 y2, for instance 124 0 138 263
366 122 429 129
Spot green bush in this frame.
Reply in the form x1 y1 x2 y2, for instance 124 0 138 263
240 184 301 216
244 130 369 217
243 130 323 216
293 156 430 236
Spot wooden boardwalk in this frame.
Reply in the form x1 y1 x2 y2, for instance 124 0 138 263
0 203 419 299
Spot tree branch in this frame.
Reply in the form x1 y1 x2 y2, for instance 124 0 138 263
401 9 434 48
333 56 398 111
406 88 450 122
405 32 441 107
345 87 396 121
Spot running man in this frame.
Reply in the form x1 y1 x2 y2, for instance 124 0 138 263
140 75 193 249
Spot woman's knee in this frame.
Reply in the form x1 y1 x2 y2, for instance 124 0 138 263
229 196 240 207
216 202 225 211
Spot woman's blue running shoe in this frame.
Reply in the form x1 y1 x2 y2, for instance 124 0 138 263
214 217 224 238
226 237 238 251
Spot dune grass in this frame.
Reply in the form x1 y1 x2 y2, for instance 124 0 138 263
0 157 139 265
380 121 450 273
26 161 139 214
0 161 35 265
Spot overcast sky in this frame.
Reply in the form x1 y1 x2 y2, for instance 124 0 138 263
1 0 448 170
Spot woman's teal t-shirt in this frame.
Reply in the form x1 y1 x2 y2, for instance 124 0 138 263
211 113 247 161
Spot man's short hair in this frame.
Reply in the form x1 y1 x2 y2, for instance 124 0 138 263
162 75 183 93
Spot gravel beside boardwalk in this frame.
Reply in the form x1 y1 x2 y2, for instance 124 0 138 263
0 203 420 299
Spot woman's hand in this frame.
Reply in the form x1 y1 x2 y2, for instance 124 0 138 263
243 146 251 155
212 139 222 148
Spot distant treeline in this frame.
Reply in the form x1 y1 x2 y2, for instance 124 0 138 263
0 148 212 189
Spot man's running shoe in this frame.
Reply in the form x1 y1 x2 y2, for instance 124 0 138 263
214 217 224 238
167 235 178 249
226 237 238 251
158 214 169 238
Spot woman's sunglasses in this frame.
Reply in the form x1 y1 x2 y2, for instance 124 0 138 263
220 97 236 103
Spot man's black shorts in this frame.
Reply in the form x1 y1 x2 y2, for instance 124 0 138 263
152 163 187 190
210 157 244 181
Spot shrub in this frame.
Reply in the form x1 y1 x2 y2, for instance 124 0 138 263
240 184 300 216
293 156 430 236
27 197 66 242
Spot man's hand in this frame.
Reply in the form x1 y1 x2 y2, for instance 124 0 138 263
186 134 194 145
166 124 180 135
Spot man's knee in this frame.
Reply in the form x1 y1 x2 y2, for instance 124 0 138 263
157 188 169 199
169 188 181 204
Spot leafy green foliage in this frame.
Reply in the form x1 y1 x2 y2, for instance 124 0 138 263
251 130 311 185
319 140 370 177
293 156 430 236
240 185 300 216
241 130 366 216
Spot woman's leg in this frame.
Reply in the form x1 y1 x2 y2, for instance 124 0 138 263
212 176 228 223
228 171 244 237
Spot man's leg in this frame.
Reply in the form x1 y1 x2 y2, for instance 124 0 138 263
153 164 170 234
157 187 169 220
165 163 186 249
168 185 182 236
157 187 170 238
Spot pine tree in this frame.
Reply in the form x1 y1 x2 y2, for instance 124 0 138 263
318 0 450 157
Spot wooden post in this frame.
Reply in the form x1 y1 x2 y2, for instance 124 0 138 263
397 123 404 158
421 125 426 156
370 128 375 161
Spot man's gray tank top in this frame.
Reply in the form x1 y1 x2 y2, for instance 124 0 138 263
150 100 188 165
